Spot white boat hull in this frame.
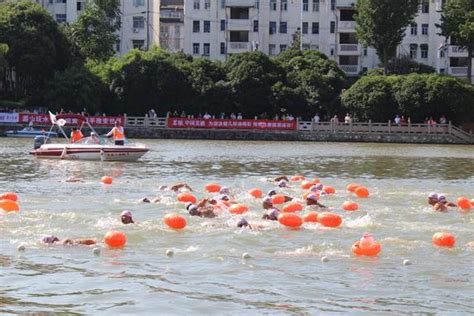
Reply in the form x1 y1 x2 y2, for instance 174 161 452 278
5 129 57 138
30 144 148 161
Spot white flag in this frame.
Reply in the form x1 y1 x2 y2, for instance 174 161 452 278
49 111 57 124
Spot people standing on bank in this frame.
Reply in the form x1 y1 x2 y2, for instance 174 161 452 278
330 115 339 125
344 113 352 124
439 115 447 124
106 121 125 145
313 113 320 123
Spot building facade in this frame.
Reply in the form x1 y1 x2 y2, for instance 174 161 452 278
160 0 184 52
183 0 473 80
33 0 160 55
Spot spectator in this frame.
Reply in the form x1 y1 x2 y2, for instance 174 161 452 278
173 110 179 117
180 111 186 118
426 117 437 125
394 115 401 125
230 113 236 119
330 115 339 125
313 113 320 123
344 113 352 124
439 115 447 124
220 112 225 119
400 116 407 125
203 112 211 119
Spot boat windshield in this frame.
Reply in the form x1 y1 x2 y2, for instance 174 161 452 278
73 136 109 145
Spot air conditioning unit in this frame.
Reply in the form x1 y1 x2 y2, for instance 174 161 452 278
133 28 139 33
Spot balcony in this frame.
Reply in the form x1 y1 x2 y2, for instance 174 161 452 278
449 45 468 57
228 42 251 52
338 44 360 55
338 21 356 32
339 64 359 75
227 19 252 31
225 0 256 7
449 67 468 76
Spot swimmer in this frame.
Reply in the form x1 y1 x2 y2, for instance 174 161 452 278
186 200 217 218
262 196 274 209
42 235 96 246
262 208 280 221
428 192 438 206
277 180 289 188
139 197 160 203
237 217 265 230
309 183 324 192
158 185 168 191
64 176 83 183
306 194 327 208
274 176 289 182
171 183 193 192
433 195 456 212
219 187 230 195
266 189 292 202
121 210 134 224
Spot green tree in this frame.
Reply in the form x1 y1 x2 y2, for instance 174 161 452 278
355 0 419 74
0 1 71 101
438 0 474 83
387 55 436 74
67 0 121 61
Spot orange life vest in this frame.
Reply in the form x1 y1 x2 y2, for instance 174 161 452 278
71 130 83 143
112 126 124 140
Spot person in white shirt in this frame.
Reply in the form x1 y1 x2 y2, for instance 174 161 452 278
313 114 320 123
344 113 352 124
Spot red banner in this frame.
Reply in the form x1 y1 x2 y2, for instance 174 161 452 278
18 113 124 126
167 117 297 130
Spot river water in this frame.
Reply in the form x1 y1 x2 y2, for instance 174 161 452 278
0 138 473 315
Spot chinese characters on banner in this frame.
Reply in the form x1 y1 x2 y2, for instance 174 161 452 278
167 118 297 130
17 114 124 126
0 112 19 123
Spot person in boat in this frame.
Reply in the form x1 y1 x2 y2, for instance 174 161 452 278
106 121 125 146
70 127 83 143
121 210 134 224
28 119 34 131
42 235 96 245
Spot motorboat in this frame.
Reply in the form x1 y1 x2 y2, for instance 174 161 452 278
29 113 148 161
5 127 58 138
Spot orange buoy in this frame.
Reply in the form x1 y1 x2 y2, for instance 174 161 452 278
101 176 113 184
282 202 303 213
163 213 187 229
177 192 197 203
346 183 360 192
278 213 303 228
300 181 313 190
342 201 359 211
290 175 305 182
432 232 456 247
229 204 249 214
0 199 20 212
0 192 18 202
351 241 382 256
318 212 342 227
303 211 318 222
104 231 127 248
355 186 369 198
248 188 263 198
471 199 474 207
456 197 471 209
323 185 336 194
205 183 221 193
271 194 287 204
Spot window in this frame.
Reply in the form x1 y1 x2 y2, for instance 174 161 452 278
302 22 308 34
281 0 287 11
421 0 429 13
230 7 249 19
77 2 84 11
193 0 200 10
133 16 145 29
312 0 319 11
50 0 53 3
440 49 445 58
330 21 335 33
56 0 66 3
204 0 210 10
203 43 210 56
421 24 428 35
193 43 200 55
269 21 277 35
56 14 66 23
302 44 310 50
220 20 226 31
303 0 308 11
269 44 276 56
279 22 287 34
204 20 210 33
133 0 144 6
175 25 181 35
363 47 368 56
221 0 225 9
193 20 200 33
220 42 226 54
280 44 287 53
253 20 259 32
312 22 319 34
331 0 336 10
410 44 418 59
270 0 277 11
132 40 145 49
421 44 428 58
410 23 417 35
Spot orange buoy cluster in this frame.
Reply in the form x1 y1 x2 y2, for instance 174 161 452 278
354 186 369 198
0 192 20 212
278 213 303 228
248 188 263 198
346 183 360 192
342 201 359 211
104 231 127 248
456 197 471 210
300 179 319 190
282 202 303 213
229 204 249 214
432 232 456 247
101 176 113 184
290 175 305 182
271 194 287 204
177 192 197 203
317 212 342 227
303 211 318 222
352 233 382 256
323 185 336 194
164 213 187 229
205 183 221 193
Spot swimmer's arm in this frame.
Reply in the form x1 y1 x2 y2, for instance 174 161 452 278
284 196 293 202
275 176 289 182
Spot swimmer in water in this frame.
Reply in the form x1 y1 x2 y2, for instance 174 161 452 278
277 180 289 188
237 217 265 230
121 210 134 224
42 235 96 246
186 199 217 218
274 176 289 182
64 176 83 183
171 183 193 192
306 194 327 208
262 208 280 221
428 192 438 206
309 183 324 192
266 189 292 202
433 195 457 212
139 196 160 203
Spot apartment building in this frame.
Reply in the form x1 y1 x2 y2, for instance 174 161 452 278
160 0 184 52
33 0 160 55
183 0 473 80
